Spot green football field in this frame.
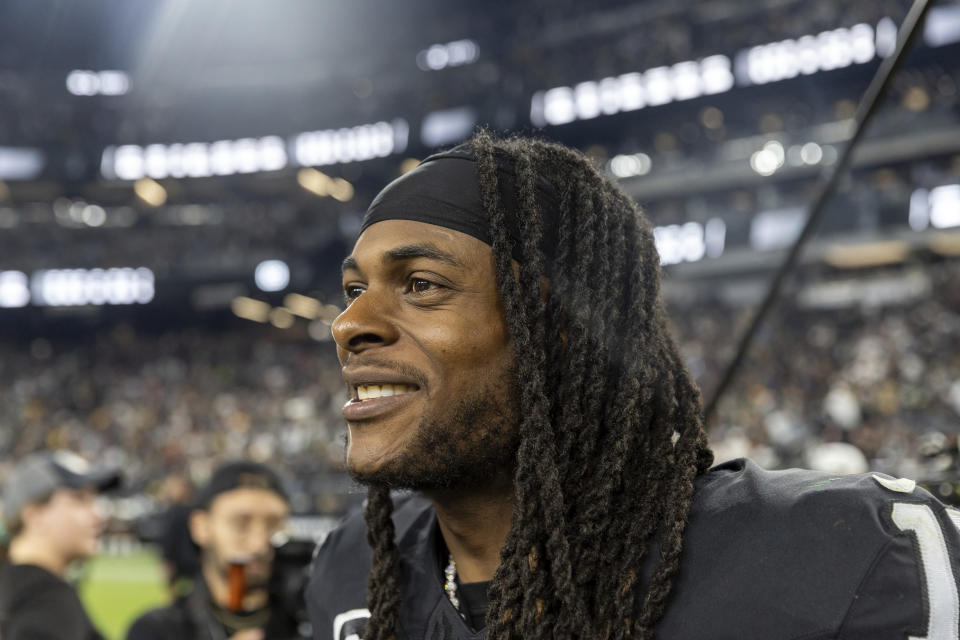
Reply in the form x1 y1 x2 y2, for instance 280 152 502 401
78 551 171 640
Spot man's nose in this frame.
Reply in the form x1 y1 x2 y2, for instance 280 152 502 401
331 288 400 355
246 523 278 556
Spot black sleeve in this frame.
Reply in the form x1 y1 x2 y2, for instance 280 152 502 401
838 499 960 639
3 587 92 640
124 612 172 640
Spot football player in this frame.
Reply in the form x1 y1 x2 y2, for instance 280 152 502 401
307 132 960 640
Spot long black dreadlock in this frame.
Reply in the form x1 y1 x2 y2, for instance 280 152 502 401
362 131 713 639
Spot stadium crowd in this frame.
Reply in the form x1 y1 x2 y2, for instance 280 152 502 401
1 259 958 516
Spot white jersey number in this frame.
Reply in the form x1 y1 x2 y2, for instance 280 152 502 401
891 503 960 640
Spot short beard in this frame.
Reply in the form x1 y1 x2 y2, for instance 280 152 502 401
348 373 519 492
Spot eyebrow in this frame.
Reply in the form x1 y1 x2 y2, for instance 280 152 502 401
341 243 465 273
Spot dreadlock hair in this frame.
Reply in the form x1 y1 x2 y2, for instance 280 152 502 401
362 131 714 640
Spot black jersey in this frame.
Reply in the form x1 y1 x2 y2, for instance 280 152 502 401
306 459 960 640
0 563 105 640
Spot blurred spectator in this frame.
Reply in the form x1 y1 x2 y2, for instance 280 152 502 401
0 451 121 640
126 461 303 640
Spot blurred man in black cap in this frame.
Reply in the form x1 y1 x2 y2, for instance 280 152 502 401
0 450 121 640
127 460 303 640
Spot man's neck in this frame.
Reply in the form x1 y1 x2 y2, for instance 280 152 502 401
203 563 269 612
426 482 514 584
8 536 70 577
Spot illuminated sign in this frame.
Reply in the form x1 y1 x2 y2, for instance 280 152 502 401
909 184 960 230
101 120 409 180
528 14 959 129
31 268 155 306
0 271 29 308
0 268 155 308
416 40 480 71
294 120 407 166
102 137 287 180
67 70 130 96
530 55 734 127
654 219 726 266
0 147 45 180
750 208 807 251
421 107 477 147
734 23 876 86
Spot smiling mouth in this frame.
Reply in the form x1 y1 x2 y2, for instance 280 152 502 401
354 383 419 401
344 383 421 421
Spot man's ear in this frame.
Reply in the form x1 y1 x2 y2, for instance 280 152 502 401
189 509 211 547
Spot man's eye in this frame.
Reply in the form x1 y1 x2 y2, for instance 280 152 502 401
410 278 438 294
343 285 365 302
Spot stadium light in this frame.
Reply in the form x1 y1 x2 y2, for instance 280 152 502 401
421 107 477 147
0 271 30 308
735 24 876 86
0 147 45 180
910 184 960 231
66 70 130 96
231 297 271 323
134 178 167 207
81 204 107 227
925 5 960 47
416 40 480 71
609 153 652 178
750 141 785 176
930 184 960 229
298 168 333 197
652 220 727 266
29 268 154 306
799 142 823 165
750 208 806 251
102 119 408 180
297 168 354 202
254 260 290 292
530 55 734 127
824 241 910 269
283 293 322 319
104 136 287 181
294 120 408 167
269 307 295 329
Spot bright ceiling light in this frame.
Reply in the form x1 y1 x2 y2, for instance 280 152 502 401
134 178 167 207
254 260 290 292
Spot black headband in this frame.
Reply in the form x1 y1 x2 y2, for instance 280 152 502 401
360 145 560 265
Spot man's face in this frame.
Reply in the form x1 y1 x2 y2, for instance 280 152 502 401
333 219 519 490
29 488 104 561
190 488 290 589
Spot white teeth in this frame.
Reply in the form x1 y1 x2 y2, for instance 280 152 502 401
356 383 415 400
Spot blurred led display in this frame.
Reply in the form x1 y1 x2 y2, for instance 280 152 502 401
102 137 287 180
416 40 480 71
0 271 30 308
30 268 155 306
421 107 477 147
66 70 130 96
910 184 960 231
735 23 876 86
295 120 408 167
653 219 726 266
101 120 409 180
0 147 45 180
530 55 734 127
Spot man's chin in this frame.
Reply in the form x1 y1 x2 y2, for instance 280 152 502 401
348 459 457 491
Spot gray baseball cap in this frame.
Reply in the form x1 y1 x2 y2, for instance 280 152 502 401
2 450 122 528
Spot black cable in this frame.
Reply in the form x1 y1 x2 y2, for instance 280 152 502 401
702 0 938 426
